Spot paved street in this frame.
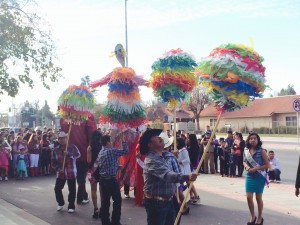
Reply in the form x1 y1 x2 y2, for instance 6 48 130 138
0 138 299 225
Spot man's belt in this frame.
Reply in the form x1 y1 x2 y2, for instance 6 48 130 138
144 193 173 201
99 175 115 180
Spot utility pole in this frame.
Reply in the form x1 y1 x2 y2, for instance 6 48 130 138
125 0 128 67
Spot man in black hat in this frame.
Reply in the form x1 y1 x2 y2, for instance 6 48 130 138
139 129 198 225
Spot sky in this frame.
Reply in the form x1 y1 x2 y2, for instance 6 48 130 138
1 0 300 114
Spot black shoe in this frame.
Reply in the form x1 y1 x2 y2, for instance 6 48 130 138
255 218 264 225
247 216 257 225
92 208 99 219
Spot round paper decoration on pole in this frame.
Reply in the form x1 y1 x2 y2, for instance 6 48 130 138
150 48 198 108
194 43 267 112
58 85 96 122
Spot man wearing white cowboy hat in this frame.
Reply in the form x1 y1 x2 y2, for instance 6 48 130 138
52 131 81 213
139 129 197 225
159 132 174 149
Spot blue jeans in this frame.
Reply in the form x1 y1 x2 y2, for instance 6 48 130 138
144 197 175 225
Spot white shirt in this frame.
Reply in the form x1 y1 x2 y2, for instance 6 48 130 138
270 157 281 171
177 147 191 174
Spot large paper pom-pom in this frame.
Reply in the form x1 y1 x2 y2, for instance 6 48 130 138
99 67 147 128
58 85 96 121
150 48 198 108
194 43 267 111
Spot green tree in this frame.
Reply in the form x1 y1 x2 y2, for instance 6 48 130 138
188 86 212 131
80 75 97 95
278 84 296 96
0 0 61 98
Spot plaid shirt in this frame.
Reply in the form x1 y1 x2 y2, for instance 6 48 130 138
163 150 181 173
51 144 80 180
93 142 129 177
143 150 189 198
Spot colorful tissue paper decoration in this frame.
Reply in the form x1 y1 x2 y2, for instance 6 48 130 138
150 48 198 108
58 85 96 121
194 43 267 112
94 67 147 128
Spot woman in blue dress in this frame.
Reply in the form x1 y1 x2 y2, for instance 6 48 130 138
243 133 270 225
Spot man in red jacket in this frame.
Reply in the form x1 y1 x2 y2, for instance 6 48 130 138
60 114 97 204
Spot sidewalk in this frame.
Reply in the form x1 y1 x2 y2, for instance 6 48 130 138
194 173 300 219
0 199 50 225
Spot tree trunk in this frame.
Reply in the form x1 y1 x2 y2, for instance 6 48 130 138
195 115 200 132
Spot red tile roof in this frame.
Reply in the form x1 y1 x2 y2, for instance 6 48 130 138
165 109 193 118
146 104 193 120
200 95 300 118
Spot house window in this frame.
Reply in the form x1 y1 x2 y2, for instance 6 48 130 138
286 116 297 126
210 119 217 127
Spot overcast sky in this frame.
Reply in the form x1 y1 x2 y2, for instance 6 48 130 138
1 0 300 114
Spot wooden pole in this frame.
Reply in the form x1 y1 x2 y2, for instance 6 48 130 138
174 111 222 225
62 122 72 171
173 108 177 151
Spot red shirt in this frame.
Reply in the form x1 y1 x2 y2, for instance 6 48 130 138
60 115 97 162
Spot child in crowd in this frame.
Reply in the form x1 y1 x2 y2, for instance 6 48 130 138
0 140 10 181
229 148 237 177
218 138 228 177
17 147 29 179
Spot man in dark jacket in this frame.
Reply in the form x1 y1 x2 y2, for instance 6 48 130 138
295 157 300 197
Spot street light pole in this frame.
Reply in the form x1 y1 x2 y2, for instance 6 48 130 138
125 0 128 67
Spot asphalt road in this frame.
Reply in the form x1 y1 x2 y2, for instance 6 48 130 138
1 174 299 225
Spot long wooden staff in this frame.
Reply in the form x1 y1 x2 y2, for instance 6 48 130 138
173 108 177 151
62 122 72 171
173 107 179 200
174 111 223 225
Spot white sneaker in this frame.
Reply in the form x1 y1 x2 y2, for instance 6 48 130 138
275 180 281 183
81 199 89 204
68 208 75 213
57 205 63 211
192 196 201 205
4 177 8 181
0 177 2 181
124 194 130 199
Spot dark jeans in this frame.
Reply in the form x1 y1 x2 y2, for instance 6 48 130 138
76 161 88 203
214 151 218 172
99 177 122 225
269 169 281 181
237 155 244 176
124 184 136 196
144 197 175 225
220 159 229 176
229 163 236 176
54 178 76 209
172 196 181 225
124 184 130 195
